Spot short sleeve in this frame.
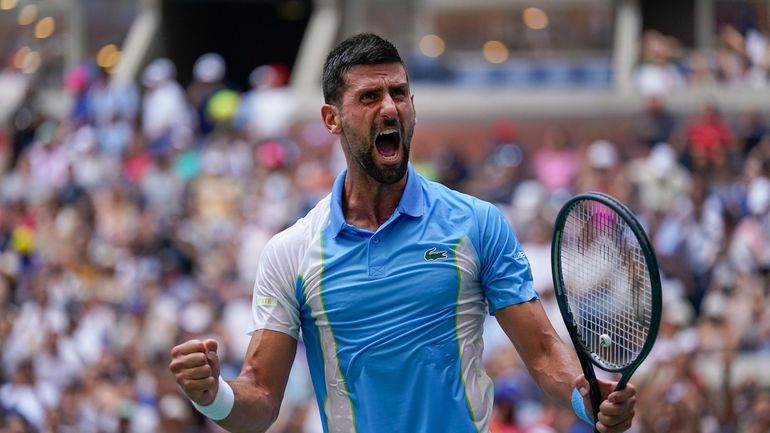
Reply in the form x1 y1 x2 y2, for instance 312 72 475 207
476 202 538 314
248 233 302 340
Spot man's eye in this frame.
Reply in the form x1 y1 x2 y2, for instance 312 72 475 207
361 92 378 102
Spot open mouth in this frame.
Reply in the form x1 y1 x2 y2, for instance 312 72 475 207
375 129 401 162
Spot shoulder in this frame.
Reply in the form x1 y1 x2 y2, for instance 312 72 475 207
422 177 494 213
262 194 332 262
419 177 510 245
423 179 502 219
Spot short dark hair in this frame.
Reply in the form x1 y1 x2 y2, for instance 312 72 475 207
322 33 405 105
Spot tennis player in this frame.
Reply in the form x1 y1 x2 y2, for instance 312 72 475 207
170 33 636 433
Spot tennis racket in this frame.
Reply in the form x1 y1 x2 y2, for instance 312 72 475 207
551 192 661 431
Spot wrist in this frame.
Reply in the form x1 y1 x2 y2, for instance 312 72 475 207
191 376 235 421
571 387 594 425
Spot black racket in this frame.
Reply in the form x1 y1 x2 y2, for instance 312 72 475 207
551 192 661 431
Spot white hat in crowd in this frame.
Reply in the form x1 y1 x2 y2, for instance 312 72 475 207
193 52 226 84
747 176 770 216
648 143 677 178
142 58 176 88
586 139 619 170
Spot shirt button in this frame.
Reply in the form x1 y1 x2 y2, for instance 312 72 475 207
372 237 381 244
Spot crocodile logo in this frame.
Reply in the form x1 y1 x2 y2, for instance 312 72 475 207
424 247 448 261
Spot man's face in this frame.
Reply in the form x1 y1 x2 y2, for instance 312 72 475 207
334 63 416 184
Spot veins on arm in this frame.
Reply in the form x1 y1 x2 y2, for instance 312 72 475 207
495 299 581 407
216 329 298 433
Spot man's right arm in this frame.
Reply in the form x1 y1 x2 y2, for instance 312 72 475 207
171 222 305 432
170 329 297 433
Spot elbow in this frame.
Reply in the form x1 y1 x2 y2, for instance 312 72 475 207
257 386 283 430
252 391 282 433
266 400 281 426
242 403 281 433
230 381 284 433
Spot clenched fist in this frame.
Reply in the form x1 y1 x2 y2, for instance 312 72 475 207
170 339 221 406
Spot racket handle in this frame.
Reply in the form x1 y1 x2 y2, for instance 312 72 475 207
587 375 603 433
614 374 629 392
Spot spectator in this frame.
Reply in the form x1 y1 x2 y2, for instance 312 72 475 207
6 83 40 172
627 143 692 214
0 359 56 430
576 139 631 202
141 58 194 155
716 25 750 86
532 126 580 194
685 102 734 173
656 177 725 315
729 176 770 277
86 67 139 128
632 96 677 150
466 119 524 204
686 51 719 90
235 65 297 141
187 53 228 137
737 109 768 156
634 30 686 96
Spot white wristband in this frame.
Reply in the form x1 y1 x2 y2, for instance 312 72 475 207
191 376 235 421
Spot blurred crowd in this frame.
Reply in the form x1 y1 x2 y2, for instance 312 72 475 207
476 99 770 433
0 47 769 433
635 25 770 95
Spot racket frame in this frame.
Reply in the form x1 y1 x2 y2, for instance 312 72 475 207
551 191 662 424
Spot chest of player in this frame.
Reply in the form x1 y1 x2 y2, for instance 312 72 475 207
297 221 482 331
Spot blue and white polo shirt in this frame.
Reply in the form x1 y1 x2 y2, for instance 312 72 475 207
249 164 537 433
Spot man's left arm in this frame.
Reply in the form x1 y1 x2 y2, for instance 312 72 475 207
495 300 637 433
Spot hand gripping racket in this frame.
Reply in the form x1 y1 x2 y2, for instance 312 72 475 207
551 192 661 431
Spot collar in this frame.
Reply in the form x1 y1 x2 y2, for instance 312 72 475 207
329 163 425 238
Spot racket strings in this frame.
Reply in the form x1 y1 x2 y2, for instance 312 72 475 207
561 201 653 370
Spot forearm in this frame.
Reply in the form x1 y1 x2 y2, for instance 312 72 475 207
214 377 282 433
497 301 639 431
521 328 582 407
495 301 582 407
208 330 297 433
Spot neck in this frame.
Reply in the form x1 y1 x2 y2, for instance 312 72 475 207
342 166 407 232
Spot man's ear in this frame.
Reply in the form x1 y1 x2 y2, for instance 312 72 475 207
321 104 342 135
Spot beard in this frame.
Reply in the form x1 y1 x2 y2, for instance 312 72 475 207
343 121 413 185
352 142 410 184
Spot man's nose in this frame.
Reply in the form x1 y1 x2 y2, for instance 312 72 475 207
380 93 397 119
